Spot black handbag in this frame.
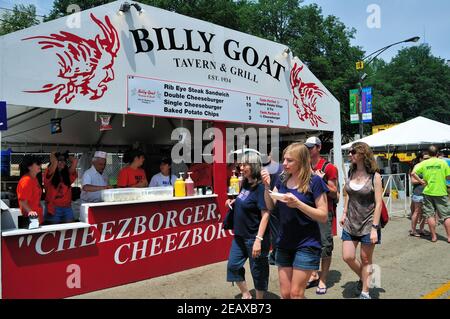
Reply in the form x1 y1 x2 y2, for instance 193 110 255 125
223 206 234 230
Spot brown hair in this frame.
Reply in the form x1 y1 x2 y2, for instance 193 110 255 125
349 142 379 174
283 142 312 193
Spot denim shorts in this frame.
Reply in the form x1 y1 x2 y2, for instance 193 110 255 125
412 195 424 203
44 206 75 224
227 236 270 291
275 246 321 270
341 229 381 245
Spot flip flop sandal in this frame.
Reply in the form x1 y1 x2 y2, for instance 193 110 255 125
316 286 327 295
409 231 421 237
306 278 319 289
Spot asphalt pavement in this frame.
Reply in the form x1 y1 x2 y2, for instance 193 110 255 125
73 212 450 299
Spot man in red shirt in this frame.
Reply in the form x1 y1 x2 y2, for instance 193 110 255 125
305 136 339 295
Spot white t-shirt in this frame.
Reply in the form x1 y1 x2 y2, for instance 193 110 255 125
81 166 108 203
149 173 177 187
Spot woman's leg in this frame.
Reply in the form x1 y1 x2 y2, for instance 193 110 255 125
227 238 250 298
417 203 426 233
278 267 293 299
411 201 420 234
342 240 361 278
290 269 313 299
248 243 270 300
236 282 252 299
360 244 376 294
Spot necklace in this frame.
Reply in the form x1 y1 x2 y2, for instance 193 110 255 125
352 172 368 183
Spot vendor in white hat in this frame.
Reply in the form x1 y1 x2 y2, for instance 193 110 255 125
80 151 111 203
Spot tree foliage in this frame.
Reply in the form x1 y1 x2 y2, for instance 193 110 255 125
0 4 40 35
367 45 450 126
9 0 447 142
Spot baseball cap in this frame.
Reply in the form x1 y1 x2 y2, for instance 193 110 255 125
305 136 321 148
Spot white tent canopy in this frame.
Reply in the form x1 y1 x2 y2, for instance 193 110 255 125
342 116 450 151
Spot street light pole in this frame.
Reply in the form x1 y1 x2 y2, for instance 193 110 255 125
357 36 420 138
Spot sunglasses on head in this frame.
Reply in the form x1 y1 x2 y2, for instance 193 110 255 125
349 149 357 155
57 157 66 162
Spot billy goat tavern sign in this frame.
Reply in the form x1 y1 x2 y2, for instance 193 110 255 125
0 1 339 130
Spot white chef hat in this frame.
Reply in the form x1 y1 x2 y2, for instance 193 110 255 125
94 151 107 159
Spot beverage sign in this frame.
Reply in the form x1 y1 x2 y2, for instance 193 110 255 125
362 86 373 123
127 76 288 127
349 89 359 124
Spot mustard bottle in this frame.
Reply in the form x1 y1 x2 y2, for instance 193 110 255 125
174 172 186 197
230 170 239 195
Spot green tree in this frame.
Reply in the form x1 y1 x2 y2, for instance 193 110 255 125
367 45 450 126
45 0 113 21
0 4 40 35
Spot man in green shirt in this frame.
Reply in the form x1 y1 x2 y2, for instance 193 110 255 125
412 146 450 243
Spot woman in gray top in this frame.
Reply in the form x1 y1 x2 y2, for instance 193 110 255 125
340 142 383 299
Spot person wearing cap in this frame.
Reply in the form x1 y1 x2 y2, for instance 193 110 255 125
43 151 78 224
117 149 148 188
81 151 111 203
17 155 44 224
305 136 339 295
149 157 177 187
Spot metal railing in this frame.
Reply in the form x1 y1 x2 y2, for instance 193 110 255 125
380 173 408 218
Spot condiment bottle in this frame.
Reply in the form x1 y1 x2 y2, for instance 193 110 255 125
185 172 195 196
229 170 239 195
174 172 186 197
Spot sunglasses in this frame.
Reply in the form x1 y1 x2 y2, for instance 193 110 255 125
349 149 357 155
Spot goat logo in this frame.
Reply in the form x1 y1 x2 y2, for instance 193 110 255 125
23 14 120 104
290 63 327 127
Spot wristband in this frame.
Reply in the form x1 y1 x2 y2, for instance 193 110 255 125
255 235 263 241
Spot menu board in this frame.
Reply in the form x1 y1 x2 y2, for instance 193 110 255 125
127 76 288 127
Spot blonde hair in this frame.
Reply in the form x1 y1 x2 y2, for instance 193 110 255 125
283 142 312 193
349 142 379 174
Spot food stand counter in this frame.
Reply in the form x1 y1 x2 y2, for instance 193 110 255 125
1 194 232 298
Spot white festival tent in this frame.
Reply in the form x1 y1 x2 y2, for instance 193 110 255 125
342 116 450 151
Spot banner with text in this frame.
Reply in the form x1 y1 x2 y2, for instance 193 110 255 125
362 86 373 123
128 76 288 126
349 89 359 124
2 197 232 298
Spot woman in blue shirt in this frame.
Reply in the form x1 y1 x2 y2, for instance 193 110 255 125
225 152 270 299
262 142 328 299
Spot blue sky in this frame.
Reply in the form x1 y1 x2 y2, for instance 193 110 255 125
1 0 449 62
302 0 450 62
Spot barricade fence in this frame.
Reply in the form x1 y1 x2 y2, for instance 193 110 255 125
381 173 409 218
